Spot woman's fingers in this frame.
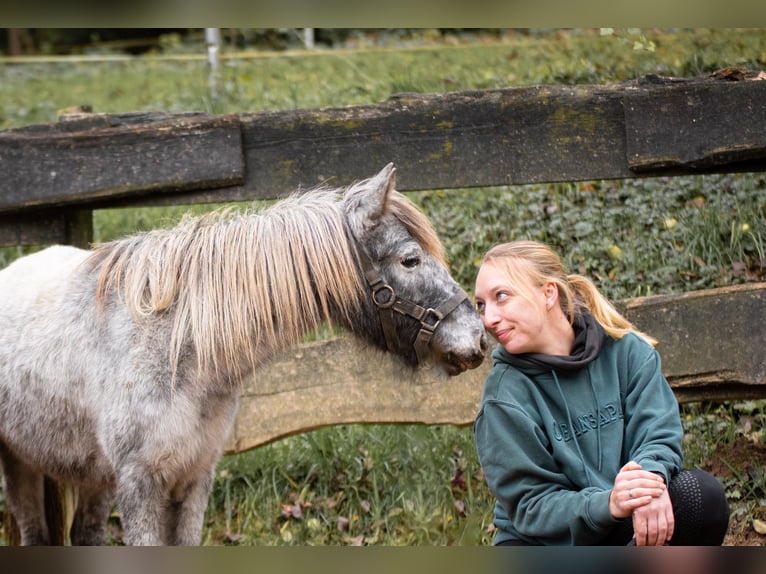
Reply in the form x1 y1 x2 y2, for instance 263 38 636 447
627 484 666 501
620 460 643 472
633 490 674 546
610 462 667 519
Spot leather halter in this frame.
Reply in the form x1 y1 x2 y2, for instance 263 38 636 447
350 233 469 367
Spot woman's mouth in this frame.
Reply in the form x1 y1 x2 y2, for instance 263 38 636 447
494 328 512 344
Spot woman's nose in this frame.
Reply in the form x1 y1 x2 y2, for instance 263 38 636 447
481 303 498 328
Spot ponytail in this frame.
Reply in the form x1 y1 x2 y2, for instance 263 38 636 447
567 274 657 346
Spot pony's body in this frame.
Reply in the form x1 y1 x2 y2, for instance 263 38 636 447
0 164 487 545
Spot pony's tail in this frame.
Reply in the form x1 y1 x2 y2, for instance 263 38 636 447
568 274 658 347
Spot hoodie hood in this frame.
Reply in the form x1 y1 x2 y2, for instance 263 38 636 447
492 311 608 374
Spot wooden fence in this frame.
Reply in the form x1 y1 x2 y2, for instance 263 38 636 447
1 73 765 455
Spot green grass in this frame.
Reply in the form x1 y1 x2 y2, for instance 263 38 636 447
202 425 494 546
2 28 766 545
3 29 766 129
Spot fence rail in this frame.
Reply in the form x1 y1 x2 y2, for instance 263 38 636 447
2 74 765 246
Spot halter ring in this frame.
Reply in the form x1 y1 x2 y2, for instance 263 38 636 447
371 284 396 309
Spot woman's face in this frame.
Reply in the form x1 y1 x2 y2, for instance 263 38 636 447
474 261 549 355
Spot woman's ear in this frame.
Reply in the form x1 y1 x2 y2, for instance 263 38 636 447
543 281 559 310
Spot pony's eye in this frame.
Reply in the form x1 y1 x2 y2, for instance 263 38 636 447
401 255 420 269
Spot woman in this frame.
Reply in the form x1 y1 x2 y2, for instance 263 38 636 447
473 240 729 546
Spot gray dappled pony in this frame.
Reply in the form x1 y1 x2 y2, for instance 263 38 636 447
0 164 487 545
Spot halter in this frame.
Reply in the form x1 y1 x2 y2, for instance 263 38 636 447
350 233 469 367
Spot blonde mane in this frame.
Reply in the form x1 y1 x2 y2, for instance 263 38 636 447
88 185 446 382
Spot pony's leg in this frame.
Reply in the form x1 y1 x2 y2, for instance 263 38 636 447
115 470 167 546
166 470 215 545
0 442 49 545
70 486 115 546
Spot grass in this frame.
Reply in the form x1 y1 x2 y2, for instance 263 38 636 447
1 28 766 545
3 29 766 128
200 425 495 546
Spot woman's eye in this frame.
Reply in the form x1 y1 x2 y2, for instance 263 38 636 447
401 255 420 269
496 291 509 302
475 301 485 314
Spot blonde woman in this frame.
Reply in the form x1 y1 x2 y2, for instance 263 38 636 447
473 240 729 546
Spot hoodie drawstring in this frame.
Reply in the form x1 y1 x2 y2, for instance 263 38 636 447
552 369 603 484
586 365 603 472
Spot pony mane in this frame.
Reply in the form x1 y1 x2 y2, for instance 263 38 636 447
87 182 448 383
89 190 365 381
386 191 448 268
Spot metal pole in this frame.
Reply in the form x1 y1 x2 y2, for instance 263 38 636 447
304 28 315 49
205 28 221 103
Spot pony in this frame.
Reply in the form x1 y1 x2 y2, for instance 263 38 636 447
0 163 487 545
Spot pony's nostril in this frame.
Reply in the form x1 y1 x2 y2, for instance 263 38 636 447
480 332 489 352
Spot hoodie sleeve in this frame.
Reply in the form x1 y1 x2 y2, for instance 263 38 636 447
620 337 684 484
475 392 621 545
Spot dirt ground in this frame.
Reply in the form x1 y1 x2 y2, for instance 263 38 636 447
705 436 766 546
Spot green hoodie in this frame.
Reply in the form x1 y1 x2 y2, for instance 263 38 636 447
474 313 684 545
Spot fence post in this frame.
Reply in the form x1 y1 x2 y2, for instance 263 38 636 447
65 209 93 248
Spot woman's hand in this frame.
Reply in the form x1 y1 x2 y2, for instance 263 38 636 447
631 487 675 545
609 461 667 519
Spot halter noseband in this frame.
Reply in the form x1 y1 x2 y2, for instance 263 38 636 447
351 234 469 367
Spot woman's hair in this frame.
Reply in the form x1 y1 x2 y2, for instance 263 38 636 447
480 240 657 346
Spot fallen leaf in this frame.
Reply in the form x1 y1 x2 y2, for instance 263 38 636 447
686 196 706 209
451 469 467 494
753 518 766 535
664 217 678 230
711 67 746 81
732 261 747 277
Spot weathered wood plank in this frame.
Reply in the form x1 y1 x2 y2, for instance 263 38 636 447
0 114 244 213
0 211 68 246
624 80 766 171
0 208 94 247
125 78 766 204
227 336 483 453
3 76 766 220
226 282 766 453
617 282 766 403
235 85 632 197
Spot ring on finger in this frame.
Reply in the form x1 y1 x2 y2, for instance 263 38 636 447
629 489 634 498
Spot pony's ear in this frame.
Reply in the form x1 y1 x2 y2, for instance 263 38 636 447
344 163 396 238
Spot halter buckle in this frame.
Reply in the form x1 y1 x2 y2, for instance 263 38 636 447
420 308 443 332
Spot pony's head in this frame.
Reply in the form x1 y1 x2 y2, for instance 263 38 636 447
343 163 487 376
